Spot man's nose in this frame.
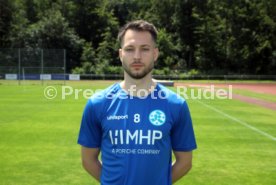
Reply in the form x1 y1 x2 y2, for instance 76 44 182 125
134 49 141 60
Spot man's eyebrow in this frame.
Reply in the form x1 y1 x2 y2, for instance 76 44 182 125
123 44 151 48
140 44 151 47
124 45 134 48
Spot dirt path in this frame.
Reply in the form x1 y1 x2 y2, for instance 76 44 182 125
175 82 276 111
233 94 276 110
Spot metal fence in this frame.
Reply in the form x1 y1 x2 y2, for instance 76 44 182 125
77 74 276 81
0 48 66 84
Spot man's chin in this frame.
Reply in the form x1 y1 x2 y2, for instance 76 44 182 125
123 65 153 80
128 72 148 79
131 74 146 79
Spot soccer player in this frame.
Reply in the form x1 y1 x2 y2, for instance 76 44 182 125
78 20 197 185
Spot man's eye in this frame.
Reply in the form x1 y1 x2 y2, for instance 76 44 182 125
142 48 150 51
125 48 134 52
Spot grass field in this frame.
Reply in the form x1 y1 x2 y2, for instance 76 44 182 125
0 80 275 185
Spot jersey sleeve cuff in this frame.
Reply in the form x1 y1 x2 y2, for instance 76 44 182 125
172 145 197 152
77 140 101 148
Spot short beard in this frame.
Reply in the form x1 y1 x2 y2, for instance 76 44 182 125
122 61 154 79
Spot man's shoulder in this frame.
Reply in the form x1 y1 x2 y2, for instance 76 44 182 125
157 83 185 104
89 83 121 103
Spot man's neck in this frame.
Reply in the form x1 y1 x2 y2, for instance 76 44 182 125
120 74 156 97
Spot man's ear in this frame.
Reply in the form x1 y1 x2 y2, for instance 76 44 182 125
119 48 123 63
154 48 159 62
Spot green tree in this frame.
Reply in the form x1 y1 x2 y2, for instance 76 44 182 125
172 0 198 70
2 0 275 75
0 0 15 47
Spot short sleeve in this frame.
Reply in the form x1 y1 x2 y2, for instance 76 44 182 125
171 101 197 151
77 99 102 148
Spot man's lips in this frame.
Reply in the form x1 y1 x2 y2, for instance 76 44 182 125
131 63 144 68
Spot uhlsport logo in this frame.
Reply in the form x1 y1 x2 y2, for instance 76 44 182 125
107 115 128 121
149 110 166 126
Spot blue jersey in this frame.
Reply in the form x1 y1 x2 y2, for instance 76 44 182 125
78 83 197 185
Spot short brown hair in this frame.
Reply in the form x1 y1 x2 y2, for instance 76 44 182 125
117 20 158 47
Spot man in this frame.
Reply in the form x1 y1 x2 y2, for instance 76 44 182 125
78 20 197 185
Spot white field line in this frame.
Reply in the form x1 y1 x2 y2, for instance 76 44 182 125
195 100 276 141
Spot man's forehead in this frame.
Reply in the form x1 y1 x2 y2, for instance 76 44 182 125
122 30 154 47
124 43 151 47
